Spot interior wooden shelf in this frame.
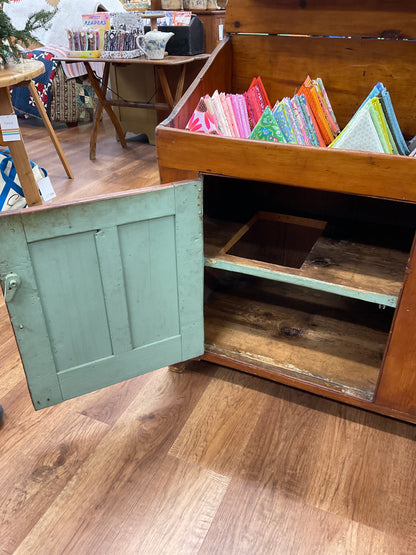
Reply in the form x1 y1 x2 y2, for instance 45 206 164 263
204 275 393 401
204 212 409 308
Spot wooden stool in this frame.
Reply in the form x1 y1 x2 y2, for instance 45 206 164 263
0 60 73 206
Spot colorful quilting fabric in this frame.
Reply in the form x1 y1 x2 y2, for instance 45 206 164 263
291 95 312 146
297 94 321 146
369 97 393 154
329 100 384 153
273 102 297 144
233 94 251 138
249 106 286 143
314 78 340 134
330 82 408 155
249 76 271 109
49 64 97 123
186 97 220 134
379 87 409 155
297 77 335 145
282 97 305 145
11 50 57 118
212 90 232 136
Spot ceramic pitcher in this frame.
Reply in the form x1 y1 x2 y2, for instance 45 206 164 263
144 30 174 59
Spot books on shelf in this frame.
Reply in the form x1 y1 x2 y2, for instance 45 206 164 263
186 76 413 156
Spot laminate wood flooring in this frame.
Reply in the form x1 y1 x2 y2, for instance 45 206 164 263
0 116 415 554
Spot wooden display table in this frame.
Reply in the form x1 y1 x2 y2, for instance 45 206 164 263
57 54 209 159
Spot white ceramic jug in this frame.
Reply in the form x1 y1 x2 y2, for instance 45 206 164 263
144 30 174 59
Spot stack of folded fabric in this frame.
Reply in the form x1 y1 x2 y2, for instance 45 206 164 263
186 76 413 156
186 75 339 145
186 76 270 138
329 82 409 155
264 76 339 146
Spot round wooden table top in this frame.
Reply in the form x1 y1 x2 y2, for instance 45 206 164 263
0 59 45 88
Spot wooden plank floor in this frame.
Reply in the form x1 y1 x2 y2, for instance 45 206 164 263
0 116 416 554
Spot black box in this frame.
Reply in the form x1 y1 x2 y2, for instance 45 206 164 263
144 15 204 56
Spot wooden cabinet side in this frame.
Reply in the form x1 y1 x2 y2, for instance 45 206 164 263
375 237 416 416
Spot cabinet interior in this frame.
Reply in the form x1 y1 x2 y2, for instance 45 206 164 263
202 176 416 400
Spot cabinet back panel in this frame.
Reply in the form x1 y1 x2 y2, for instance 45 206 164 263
231 34 416 135
225 0 416 39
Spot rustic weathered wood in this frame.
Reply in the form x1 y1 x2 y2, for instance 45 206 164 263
375 238 416 414
204 214 408 306
156 66 175 108
225 0 416 39
203 276 389 401
158 127 416 201
0 181 204 408
58 55 210 159
230 34 416 135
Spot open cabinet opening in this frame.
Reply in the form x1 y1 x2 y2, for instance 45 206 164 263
202 176 416 401
203 270 394 401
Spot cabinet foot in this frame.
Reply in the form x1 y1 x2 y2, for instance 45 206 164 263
169 362 188 374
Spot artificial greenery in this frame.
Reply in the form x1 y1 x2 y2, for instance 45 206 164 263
0 0 56 64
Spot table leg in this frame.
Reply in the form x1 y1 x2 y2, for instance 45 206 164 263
156 67 174 109
85 62 127 160
156 65 187 108
28 81 73 179
174 65 187 106
0 87 42 207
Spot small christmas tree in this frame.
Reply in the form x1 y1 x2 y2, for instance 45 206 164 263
0 0 56 65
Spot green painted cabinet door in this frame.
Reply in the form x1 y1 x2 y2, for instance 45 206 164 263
0 181 204 409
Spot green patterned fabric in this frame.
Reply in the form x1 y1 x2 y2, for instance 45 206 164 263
50 64 97 123
249 106 286 143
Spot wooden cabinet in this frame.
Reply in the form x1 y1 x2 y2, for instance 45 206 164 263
156 0 416 423
1 0 416 424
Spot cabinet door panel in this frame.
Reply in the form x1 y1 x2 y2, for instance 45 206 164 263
0 181 204 409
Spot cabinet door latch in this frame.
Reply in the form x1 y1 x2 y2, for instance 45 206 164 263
3 273 21 302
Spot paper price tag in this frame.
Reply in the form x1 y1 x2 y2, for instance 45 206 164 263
0 114 21 142
38 175 56 202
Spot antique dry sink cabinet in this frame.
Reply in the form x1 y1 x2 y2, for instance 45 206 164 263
1 0 416 424
156 0 416 424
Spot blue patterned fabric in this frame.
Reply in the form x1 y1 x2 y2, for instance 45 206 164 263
11 50 57 118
